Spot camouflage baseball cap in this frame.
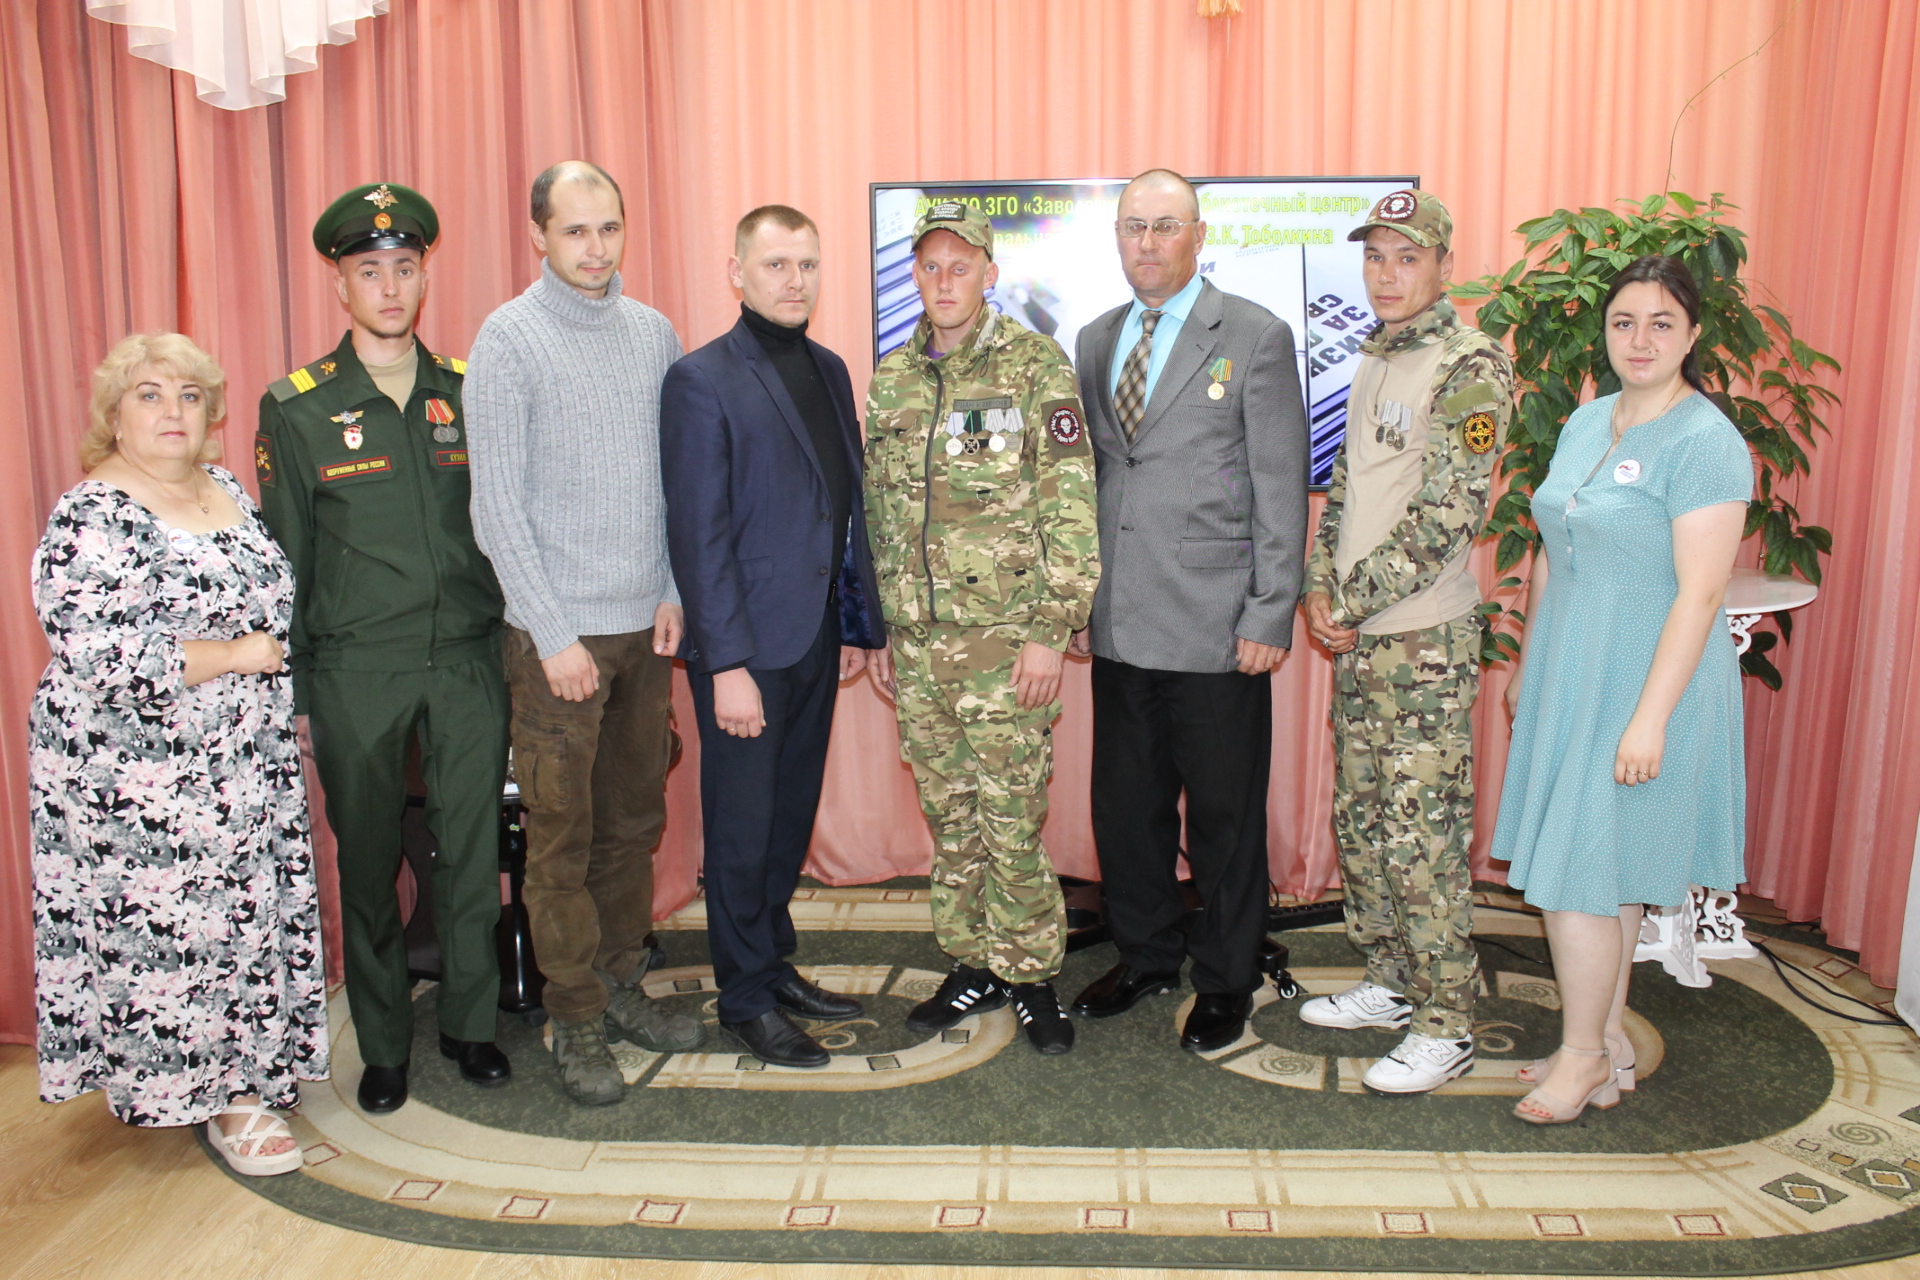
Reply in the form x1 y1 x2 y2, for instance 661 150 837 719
912 199 994 260
313 181 439 260
1347 188 1452 250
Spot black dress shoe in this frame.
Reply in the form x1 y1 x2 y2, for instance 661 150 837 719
1181 993 1254 1053
439 1034 512 1087
774 975 864 1019
721 1009 831 1068
1071 963 1182 1018
357 1061 409 1113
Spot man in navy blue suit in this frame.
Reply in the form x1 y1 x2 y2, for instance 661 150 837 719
660 205 885 1068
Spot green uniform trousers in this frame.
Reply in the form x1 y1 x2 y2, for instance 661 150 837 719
892 623 1067 982
1330 616 1483 1040
306 657 509 1067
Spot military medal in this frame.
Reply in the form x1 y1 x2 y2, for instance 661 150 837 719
1208 356 1232 400
332 408 365 450
1375 398 1410 451
423 398 458 443
988 434 1006 452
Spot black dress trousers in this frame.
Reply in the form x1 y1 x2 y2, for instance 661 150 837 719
1089 655 1273 995
691 605 840 1021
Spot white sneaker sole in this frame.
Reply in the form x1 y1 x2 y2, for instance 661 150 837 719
1298 1003 1412 1030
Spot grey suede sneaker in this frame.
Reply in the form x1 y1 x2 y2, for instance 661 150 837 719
597 966 705 1052
549 1014 625 1106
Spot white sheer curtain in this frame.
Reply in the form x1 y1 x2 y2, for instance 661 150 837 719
87 0 389 111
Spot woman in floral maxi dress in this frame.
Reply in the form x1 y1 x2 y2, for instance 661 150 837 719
30 333 328 1175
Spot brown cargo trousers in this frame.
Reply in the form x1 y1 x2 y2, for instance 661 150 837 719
505 627 675 1022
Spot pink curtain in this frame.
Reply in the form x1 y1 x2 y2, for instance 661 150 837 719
3 1 1916 1045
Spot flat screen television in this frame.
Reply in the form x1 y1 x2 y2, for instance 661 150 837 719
870 176 1417 489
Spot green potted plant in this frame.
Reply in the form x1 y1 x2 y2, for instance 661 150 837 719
1454 192 1839 688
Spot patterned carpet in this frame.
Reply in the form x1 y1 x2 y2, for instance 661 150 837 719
214 885 1920 1273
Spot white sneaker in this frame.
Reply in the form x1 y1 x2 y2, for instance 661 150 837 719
1298 981 1412 1029
1362 1032 1475 1094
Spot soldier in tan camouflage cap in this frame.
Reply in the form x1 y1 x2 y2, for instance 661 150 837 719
862 198 1100 1055
1299 188 1516 1095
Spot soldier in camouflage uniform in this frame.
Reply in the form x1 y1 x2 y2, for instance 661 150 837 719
1299 190 1516 1094
863 202 1100 1054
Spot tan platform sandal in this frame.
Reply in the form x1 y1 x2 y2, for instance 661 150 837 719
1513 1044 1621 1125
1517 1033 1636 1091
206 1105 303 1177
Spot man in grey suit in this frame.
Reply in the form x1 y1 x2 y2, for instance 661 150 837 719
1067 169 1309 1052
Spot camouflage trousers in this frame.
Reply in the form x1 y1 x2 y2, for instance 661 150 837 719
891 623 1067 982
1330 616 1482 1039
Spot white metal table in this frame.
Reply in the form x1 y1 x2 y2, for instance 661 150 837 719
1633 568 1819 986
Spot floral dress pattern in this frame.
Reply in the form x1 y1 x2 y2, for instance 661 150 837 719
30 468 328 1126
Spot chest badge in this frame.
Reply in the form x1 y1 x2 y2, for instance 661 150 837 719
1373 398 1411 451
425 397 458 443
1207 356 1232 400
1614 458 1642 485
1462 411 1497 454
331 409 365 450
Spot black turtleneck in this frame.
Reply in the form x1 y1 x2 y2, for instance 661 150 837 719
741 304 852 566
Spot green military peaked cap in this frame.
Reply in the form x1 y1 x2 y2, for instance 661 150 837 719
313 181 439 260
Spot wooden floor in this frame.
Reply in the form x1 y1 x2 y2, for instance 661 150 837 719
3 1044 1915 1280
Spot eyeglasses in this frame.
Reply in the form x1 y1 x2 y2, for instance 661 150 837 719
1116 217 1199 240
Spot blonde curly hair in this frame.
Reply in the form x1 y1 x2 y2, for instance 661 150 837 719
82 333 227 471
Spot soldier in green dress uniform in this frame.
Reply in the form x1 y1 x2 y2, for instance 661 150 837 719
255 183 511 1114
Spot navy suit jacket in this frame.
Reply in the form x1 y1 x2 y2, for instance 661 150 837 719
660 317 884 675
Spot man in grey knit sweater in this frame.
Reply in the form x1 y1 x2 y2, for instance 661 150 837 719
467 161 704 1105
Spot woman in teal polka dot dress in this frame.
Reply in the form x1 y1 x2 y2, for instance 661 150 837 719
1493 256 1755 1125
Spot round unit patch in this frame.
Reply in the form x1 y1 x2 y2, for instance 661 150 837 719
1047 406 1083 446
1377 189 1418 221
1462 411 1497 454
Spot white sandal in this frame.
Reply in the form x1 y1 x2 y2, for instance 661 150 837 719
206 1105 303 1177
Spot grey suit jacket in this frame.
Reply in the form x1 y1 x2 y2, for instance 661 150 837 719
1076 278 1309 673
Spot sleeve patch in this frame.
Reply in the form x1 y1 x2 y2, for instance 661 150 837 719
254 434 276 486
1462 411 1498 454
1043 400 1084 448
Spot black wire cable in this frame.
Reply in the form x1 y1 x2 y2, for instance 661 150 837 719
1466 900 1909 1029
1752 941 1906 1027
1472 935 1554 968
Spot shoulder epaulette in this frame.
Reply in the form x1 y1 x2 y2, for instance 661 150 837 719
268 359 340 403
430 352 468 375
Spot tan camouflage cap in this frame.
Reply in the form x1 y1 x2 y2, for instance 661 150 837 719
912 198 995 260
1347 188 1452 250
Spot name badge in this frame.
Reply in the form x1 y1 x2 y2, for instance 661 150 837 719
1614 459 1642 485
